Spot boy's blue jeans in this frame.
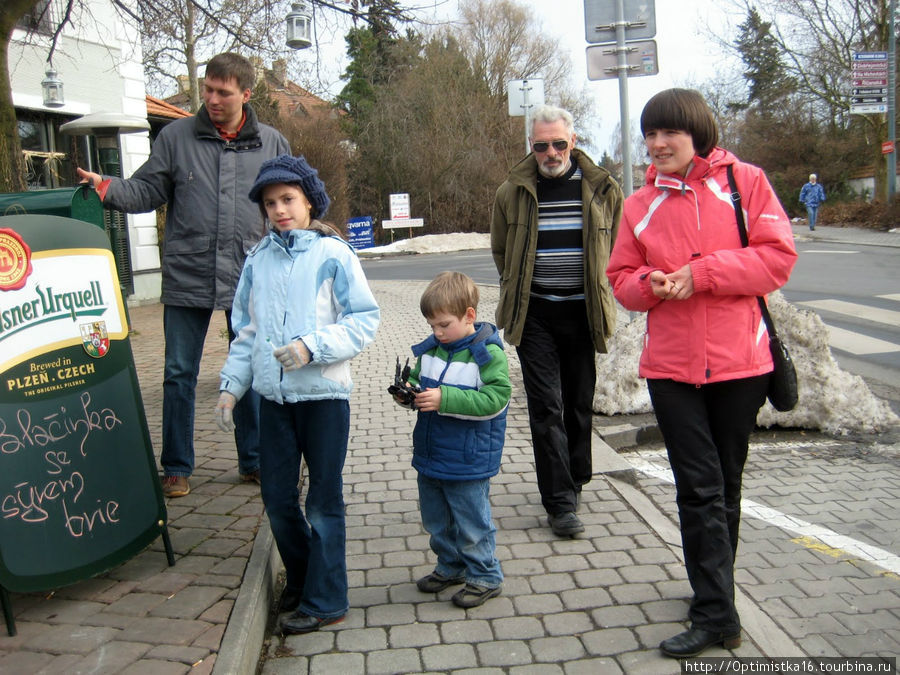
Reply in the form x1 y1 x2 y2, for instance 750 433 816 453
417 474 503 588
259 398 349 620
161 305 260 477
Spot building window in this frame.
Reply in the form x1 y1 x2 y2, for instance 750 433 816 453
16 0 63 36
17 111 82 190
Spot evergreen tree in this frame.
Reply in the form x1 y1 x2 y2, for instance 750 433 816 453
733 8 796 114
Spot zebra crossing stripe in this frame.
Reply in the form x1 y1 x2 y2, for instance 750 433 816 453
627 453 900 577
799 298 900 327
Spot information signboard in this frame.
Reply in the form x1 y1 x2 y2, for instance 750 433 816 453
851 52 889 114
347 216 375 249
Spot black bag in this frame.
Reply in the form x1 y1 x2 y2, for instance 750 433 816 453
766 334 799 411
726 165 799 412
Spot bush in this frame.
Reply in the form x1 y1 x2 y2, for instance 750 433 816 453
817 198 900 230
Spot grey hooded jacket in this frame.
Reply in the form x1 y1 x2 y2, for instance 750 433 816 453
103 104 290 309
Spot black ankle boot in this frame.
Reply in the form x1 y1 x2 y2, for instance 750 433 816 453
660 628 741 658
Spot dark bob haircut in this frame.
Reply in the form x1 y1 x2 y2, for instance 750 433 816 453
640 88 719 157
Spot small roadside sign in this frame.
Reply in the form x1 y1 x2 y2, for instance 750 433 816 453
851 103 888 114
882 141 895 155
389 193 410 220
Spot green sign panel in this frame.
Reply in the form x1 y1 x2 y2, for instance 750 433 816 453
0 215 169 602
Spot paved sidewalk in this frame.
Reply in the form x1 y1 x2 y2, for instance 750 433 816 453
1 271 897 673
791 222 900 248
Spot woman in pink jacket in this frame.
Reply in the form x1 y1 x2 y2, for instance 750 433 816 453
607 89 797 658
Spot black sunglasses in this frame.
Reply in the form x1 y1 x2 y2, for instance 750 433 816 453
532 140 569 153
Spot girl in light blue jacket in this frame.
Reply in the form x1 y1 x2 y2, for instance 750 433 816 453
216 155 380 635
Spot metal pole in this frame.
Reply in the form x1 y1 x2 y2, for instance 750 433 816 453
615 0 633 196
523 82 531 156
888 0 896 202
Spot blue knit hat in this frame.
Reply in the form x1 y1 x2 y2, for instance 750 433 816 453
248 154 331 219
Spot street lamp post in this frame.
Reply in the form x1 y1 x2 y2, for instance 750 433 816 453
41 67 64 108
286 2 313 50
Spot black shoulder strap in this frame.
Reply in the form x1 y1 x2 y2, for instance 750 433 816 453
726 164 777 338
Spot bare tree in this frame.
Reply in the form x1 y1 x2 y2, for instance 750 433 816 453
348 0 592 235
710 0 895 198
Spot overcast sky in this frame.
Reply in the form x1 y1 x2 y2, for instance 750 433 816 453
531 0 740 155
298 0 743 156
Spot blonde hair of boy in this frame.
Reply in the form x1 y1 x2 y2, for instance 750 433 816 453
420 271 480 319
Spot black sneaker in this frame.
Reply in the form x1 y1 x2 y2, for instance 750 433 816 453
451 583 502 608
548 511 584 537
416 571 465 593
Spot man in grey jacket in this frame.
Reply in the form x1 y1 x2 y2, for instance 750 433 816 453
78 52 290 497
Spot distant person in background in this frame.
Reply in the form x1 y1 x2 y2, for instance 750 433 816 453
799 173 826 230
491 104 623 538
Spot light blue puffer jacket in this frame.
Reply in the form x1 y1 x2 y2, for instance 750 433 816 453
219 222 380 403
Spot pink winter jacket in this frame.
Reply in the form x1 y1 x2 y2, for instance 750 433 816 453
606 147 797 385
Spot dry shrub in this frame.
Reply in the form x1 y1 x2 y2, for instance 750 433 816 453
280 114 351 235
818 199 900 230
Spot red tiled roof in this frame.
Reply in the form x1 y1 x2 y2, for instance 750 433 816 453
146 95 192 119
163 69 334 119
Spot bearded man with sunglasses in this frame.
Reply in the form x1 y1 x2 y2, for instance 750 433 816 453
491 105 623 537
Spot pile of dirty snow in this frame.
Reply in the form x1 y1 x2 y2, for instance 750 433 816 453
594 291 900 435
363 233 490 255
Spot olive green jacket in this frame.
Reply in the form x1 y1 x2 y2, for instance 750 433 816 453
490 148 623 351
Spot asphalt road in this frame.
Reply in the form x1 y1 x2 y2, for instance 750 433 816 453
360 244 900 413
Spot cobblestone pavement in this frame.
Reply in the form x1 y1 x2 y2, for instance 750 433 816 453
258 281 900 673
1 276 898 674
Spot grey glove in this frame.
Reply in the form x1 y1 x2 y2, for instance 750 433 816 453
215 391 237 432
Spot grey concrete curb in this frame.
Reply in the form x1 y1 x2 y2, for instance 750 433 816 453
214 517 280 675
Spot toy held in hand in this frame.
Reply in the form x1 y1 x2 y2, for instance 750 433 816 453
388 356 421 408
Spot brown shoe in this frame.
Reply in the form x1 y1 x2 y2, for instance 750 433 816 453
161 475 190 498
240 470 261 484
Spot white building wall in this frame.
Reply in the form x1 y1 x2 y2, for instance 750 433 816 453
9 0 161 304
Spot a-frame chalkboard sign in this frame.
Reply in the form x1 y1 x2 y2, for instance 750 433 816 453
0 214 173 636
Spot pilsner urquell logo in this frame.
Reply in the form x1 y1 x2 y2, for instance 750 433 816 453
0 228 32 291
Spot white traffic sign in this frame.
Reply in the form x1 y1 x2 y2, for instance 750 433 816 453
586 40 658 81
507 78 545 117
382 218 424 230
851 103 888 114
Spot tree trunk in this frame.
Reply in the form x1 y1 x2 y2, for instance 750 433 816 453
185 2 200 113
0 0 35 193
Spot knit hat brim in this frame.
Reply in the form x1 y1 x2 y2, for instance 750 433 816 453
249 154 330 219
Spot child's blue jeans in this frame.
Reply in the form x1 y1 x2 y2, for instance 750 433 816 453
417 474 503 588
259 398 349 620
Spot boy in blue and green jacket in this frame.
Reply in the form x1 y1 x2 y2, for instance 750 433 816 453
393 271 511 608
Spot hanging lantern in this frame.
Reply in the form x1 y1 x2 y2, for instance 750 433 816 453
286 2 312 50
41 68 65 108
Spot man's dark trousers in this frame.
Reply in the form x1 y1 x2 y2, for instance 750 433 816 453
516 297 595 515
